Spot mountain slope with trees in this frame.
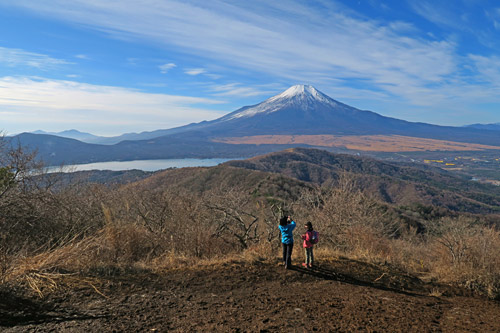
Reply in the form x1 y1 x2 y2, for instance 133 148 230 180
224 148 500 214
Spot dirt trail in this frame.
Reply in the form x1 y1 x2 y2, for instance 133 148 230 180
1 258 499 332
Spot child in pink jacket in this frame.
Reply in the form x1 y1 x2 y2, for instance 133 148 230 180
301 221 317 268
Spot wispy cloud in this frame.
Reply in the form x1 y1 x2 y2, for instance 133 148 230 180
1 1 457 89
159 62 176 74
127 57 139 66
184 68 206 76
138 82 168 88
468 55 500 87
485 7 500 30
410 1 500 49
0 46 70 69
75 54 89 59
3 0 500 122
408 1 462 30
208 83 275 97
184 68 223 80
0 76 226 134
205 73 222 80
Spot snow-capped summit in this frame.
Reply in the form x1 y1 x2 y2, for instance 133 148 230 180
223 84 338 121
269 84 331 102
197 83 411 137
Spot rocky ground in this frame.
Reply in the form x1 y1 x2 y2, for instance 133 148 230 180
1 257 499 332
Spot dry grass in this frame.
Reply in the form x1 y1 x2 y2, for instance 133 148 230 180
1 222 273 297
3 220 499 300
426 225 500 299
324 221 500 299
152 241 276 273
302 211 500 299
429 288 443 297
4 243 105 298
1 177 499 301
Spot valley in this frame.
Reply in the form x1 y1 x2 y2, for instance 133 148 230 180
373 149 500 185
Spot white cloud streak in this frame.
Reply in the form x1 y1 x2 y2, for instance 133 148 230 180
0 46 70 69
159 62 176 74
0 76 226 135
208 83 273 97
184 68 206 76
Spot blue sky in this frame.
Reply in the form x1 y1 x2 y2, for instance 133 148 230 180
1 0 500 136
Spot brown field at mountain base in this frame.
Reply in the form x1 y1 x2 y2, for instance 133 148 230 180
214 134 500 152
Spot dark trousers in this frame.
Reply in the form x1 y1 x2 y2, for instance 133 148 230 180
282 242 293 267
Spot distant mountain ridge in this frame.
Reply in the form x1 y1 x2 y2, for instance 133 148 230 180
9 84 500 166
28 129 181 145
31 129 104 143
465 123 500 131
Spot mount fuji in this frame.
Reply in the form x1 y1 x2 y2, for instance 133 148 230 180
153 84 500 143
157 84 401 137
10 85 500 165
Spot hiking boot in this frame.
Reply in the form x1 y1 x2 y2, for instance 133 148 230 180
308 264 313 268
301 263 308 268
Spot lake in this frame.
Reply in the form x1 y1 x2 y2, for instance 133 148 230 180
49 158 240 172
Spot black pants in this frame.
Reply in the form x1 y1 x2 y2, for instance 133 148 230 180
282 242 293 267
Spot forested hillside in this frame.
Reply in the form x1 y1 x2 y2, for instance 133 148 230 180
226 148 500 214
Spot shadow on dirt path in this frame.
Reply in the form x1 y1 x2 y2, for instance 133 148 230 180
291 264 422 297
0 289 106 328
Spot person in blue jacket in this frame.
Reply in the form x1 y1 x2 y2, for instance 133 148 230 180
278 215 296 269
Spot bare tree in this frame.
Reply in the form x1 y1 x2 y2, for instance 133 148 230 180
204 186 261 249
0 136 42 200
426 216 479 265
131 188 174 234
298 171 394 252
0 136 102 254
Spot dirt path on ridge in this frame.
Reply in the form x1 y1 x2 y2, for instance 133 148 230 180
1 257 499 332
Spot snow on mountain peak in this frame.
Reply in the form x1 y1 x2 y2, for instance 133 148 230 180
267 84 334 105
275 85 320 99
223 85 337 120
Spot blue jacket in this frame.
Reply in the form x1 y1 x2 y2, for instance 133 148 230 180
279 220 296 244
